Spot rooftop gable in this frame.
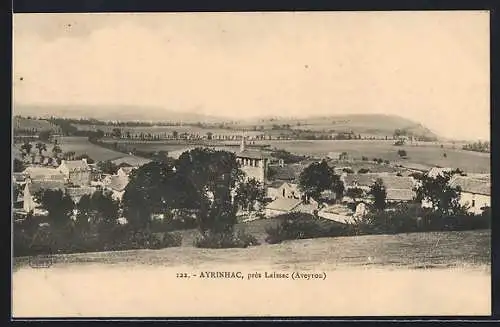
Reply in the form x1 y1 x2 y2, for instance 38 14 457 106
449 175 491 196
265 198 302 211
60 159 90 171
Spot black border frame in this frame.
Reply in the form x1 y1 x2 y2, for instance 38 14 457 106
6 0 499 324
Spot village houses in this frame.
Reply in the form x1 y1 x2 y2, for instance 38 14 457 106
57 159 92 186
449 175 491 215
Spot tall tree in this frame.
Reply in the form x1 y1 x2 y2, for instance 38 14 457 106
234 178 265 211
346 187 364 203
111 128 122 138
369 178 387 211
122 160 197 229
52 145 62 158
414 171 464 215
35 142 47 155
176 148 244 234
298 160 344 202
97 160 119 175
34 189 74 228
74 154 95 164
63 151 76 161
13 158 25 172
90 190 120 234
21 142 32 156
75 194 93 231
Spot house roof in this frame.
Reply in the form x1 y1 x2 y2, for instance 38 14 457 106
449 175 491 196
385 189 416 201
237 149 271 160
298 158 319 166
118 166 136 175
13 172 25 181
111 155 151 167
265 198 302 211
295 202 318 213
280 182 300 190
427 167 453 178
379 176 415 190
394 161 432 172
26 180 66 194
343 174 415 191
107 175 130 192
167 147 198 160
60 160 90 171
343 174 377 187
320 204 354 215
267 180 285 189
23 167 66 181
270 164 304 181
65 186 96 201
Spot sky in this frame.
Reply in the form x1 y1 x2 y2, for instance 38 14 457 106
12 11 490 140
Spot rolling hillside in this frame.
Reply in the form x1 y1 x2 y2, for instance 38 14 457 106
14 104 440 140
238 114 438 139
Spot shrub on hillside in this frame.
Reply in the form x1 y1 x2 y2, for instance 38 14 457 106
194 230 259 249
265 212 349 244
13 220 183 257
348 203 490 235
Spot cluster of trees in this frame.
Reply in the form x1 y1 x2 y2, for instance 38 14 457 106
296 159 477 219
462 141 490 153
393 128 437 142
120 148 264 247
298 160 344 202
413 171 466 216
270 149 307 164
297 159 390 210
18 140 95 166
397 149 408 158
44 116 185 127
15 189 121 254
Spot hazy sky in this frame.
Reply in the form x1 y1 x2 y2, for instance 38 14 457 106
13 11 490 140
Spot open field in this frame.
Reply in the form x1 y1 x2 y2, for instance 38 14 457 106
262 140 490 173
13 117 60 132
12 137 130 162
96 139 490 173
55 137 127 161
13 230 490 317
73 123 264 137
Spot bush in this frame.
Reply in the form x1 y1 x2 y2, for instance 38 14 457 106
110 228 182 250
149 215 197 233
397 149 407 158
358 168 371 174
13 220 183 257
194 230 259 249
361 156 369 161
265 213 349 244
347 203 490 235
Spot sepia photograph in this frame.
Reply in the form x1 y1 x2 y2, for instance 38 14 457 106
11 11 491 317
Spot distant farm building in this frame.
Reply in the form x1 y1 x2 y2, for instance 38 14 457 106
449 175 490 215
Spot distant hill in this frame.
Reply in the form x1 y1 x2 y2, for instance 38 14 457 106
13 104 230 124
13 104 439 140
238 114 439 140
